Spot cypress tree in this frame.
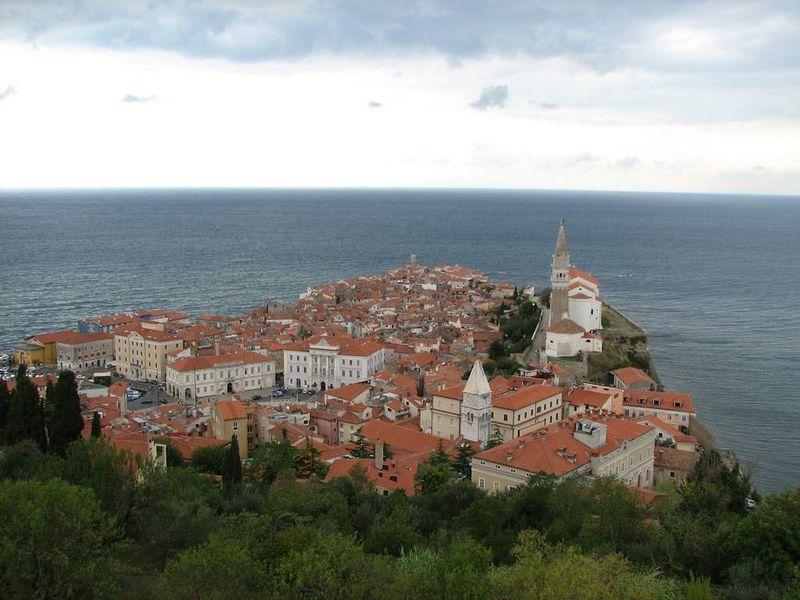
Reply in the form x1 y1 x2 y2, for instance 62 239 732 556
222 434 242 490
90 412 101 438
7 365 46 451
44 380 55 424
0 380 9 443
453 442 476 479
48 371 84 456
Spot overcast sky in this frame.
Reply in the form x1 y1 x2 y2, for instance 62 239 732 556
0 1 798 194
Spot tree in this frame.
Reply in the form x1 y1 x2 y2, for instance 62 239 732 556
90 411 101 438
248 437 297 486
415 442 454 495
295 436 327 479
489 339 507 360
191 444 227 475
485 427 505 449
222 435 242 490
6 365 47 452
0 379 9 442
0 478 116 598
350 427 374 458
48 370 84 456
452 442 476 479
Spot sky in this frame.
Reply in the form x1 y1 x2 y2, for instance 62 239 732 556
0 1 798 194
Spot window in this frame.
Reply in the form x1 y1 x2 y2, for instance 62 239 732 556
233 422 239 430
478 478 485 488
503 414 508 422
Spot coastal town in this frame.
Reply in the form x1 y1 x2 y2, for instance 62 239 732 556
3 223 702 496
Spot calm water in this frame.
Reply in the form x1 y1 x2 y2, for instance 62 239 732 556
1 189 798 492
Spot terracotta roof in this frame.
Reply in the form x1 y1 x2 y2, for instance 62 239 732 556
477 416 653 477
492 386 563 411
214 400 246 421
54 332 113 346
360 419 452 455
612 367 656 386
569 267 599 286
547 319 584 334
623 390 694 414
567 388 611 408
325 382 371 402
655 447 700 471
168 350 271 372
433 382 466 400
30 330 76 344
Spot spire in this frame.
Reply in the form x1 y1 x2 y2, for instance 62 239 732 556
554 219 569 260
464 359 491 396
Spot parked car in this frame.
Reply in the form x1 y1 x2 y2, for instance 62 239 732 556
271 390 284 398
251 394 263 400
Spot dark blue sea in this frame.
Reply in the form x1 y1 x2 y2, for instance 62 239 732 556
1 189 798 492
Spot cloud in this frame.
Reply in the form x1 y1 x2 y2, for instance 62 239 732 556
535 102 558 110
122 94 156 103
368 101 382 108
0 85 17 101
616 156 641 168
470 85 508 110
0 0 792 76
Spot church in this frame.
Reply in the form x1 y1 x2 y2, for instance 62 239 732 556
545 221 603 358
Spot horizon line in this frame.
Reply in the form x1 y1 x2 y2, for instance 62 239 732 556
1 185 798 199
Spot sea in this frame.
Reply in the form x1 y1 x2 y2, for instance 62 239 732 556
1 189 798 492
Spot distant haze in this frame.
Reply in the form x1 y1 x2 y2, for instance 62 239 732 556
0 1 798 194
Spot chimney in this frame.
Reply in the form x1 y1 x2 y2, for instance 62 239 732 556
506 451 514 463
374 440 384 471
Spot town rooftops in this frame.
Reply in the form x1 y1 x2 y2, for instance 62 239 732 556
476 416 653 477
114 325 184 342
492 385 563 411
623 390 695 414
168 349 271 372
569 267 599 286
324 382 371 402
54 332 114 345
612 367 656 387
215 400 247 421
567 388 611 408
28 330 77 344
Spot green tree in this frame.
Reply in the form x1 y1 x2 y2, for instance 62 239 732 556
222 434 242 489
56 437 139 530
453 441 476 479
489 339 507 360
732 487 800 586
91 411 101 438
0 379 9 442
6 365 47 452
0 478 116 598
248 436 297 486
295 436 327 479
415 442 454 495
350 427 374 458
48 370 84 456
191 444 227 474
129 466 218 569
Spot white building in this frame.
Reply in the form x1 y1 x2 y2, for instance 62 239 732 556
166 349 276 402
460 360 492 445
55 332 114 371
283 336 385 391
545 222 603 358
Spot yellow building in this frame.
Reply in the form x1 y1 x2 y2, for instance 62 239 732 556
13 330 75 366
212 399 251 457
113 326 184 382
